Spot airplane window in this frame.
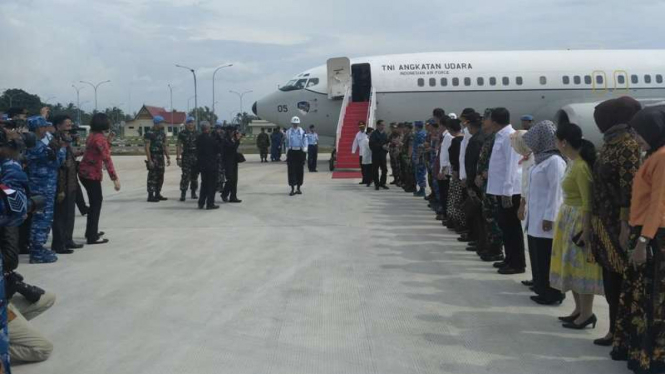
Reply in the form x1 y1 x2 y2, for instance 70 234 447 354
645 75 652 84
631 75 639 84
596 75 604 85
452 78 460 86
477 77 484 86
563 76 570 85
441 78 448 87
279 79 299 91
293 79 307 89
306 78 319 88
617 75 626 84
657 75 663 84
429 78 436 87
574 76 581 85
490 77 497 86
464 78 471 86
516 77 523 85
502 77 510 86
540 76 547 85
418 78 425 87
584 75 592 84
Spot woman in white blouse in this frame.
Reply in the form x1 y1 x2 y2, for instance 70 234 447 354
511 130 535 286
522 121 567 305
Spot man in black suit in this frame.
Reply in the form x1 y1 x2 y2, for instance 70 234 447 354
196 122 222 210
369 120 389 190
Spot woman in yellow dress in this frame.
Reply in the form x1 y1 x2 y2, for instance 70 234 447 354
550 122 605 329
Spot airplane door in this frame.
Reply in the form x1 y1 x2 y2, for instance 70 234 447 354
327 57 351 99
613 70 629 92
592 70 608 94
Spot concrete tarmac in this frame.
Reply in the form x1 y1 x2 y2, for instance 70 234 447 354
14 155 625 374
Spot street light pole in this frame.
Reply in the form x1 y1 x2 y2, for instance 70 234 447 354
229 90 253 131
167 84 174 126
72 85 85 125
187 96 195 113
176 64 198 127
212 63 233 121
80 80 111 112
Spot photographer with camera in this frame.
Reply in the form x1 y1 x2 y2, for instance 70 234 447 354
51 115 84 254
221 125 243 203
25 114 67 264
0 125 55 371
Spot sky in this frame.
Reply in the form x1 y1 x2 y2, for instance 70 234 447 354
1 0 664 121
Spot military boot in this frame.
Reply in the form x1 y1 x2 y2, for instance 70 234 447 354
30 248 58 264
148 192 159 203
156 191 168 201
179 191 186 202
191 189 198 200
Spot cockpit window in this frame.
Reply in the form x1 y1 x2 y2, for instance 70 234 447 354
279 78 308 92
306 78 320 88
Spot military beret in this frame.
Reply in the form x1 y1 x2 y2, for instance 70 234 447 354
27 116 51 132
153 115 165 124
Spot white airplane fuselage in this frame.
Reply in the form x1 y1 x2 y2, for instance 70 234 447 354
253 50 665 145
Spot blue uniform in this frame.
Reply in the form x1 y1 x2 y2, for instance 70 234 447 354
0 158 30 374
26 138 66 261
412 129 428 189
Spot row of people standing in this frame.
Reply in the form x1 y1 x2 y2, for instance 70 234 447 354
392 100 665 374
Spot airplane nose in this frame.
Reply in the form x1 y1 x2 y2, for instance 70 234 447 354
252 101 257 116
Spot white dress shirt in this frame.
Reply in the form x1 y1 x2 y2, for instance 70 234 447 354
351 131 366 154
525 155 567 239
458 127 471 180
438 131 454 175
487 125 523 196
360 137 372 164
285 127 308 151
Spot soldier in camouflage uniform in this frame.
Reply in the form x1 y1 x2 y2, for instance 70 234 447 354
388 123 402 186
400 123 415 192
144 116 171 202
475 110 504 263
412 121 428 197
26 115 66 264
177 117 199 202
213 123 227 194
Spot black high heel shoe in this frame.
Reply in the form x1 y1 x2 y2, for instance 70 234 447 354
558 313 580 323
562 314 597 330
593 336 614 346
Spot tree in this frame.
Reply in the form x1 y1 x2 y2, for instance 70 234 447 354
0 89 43 115
188 106 218 124
233 112 258 132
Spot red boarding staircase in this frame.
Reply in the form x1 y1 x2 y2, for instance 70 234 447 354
332 102 369 178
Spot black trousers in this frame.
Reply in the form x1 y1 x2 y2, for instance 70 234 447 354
0 227 20 272
307 145 318 171
199 170 218 207
498 194 525 270
52 190 76 251
287 150 305 187
361 164 373 184
222 162 238 200
76 183 88 215
372 154 388 187
529 236 563 300
359 156 365 180
80 178 103 241
18 215 31 254
437 178 450 216
603 268 623 334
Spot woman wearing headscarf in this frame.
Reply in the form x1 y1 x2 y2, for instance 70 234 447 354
522 121 567 305
590 96 642 346
611 106 665 374
446 119 466 230
510 130 534 286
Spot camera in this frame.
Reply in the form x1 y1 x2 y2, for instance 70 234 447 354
28 194 46 213
5 271 45 303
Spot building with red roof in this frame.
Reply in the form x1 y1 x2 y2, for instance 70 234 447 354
122 105 186 137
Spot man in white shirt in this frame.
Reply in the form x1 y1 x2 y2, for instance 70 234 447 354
486 107 525 275
286 116 308 196
437 119 454 220
306 125 319 172
351 121 367 184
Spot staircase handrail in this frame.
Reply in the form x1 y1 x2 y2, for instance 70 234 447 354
366 86 377 128
335 84 352 153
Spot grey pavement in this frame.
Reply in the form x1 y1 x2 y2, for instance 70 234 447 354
14 155 625 374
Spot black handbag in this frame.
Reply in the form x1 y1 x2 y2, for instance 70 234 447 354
237 152 246 163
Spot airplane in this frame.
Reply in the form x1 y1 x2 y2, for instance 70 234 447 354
253 50 665 145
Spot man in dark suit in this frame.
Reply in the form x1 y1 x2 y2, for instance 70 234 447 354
196 122 222 210
369 120 389 190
